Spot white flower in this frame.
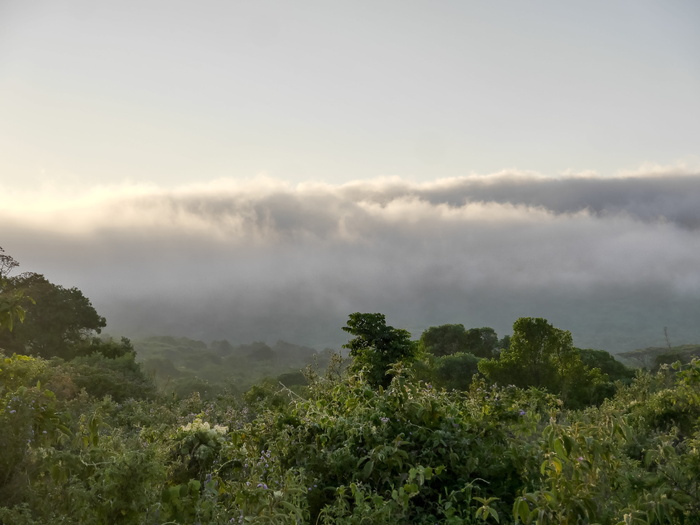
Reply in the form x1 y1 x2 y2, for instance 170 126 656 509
181 418 211 432
180 418 228 435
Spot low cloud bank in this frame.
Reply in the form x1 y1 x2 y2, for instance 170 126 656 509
3 169 699 351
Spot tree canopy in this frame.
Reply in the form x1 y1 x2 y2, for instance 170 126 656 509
0 247 30 333
419 323 468 357
478 317 603 407
419 323 499 358
342 312 416 388
0 272 106 359
0 246 19 280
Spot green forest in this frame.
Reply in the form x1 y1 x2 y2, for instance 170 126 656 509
1 246 699 524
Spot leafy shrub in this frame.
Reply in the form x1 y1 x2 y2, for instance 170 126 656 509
0 355 67 504
432 352 481 391
343 312 417 388
63 352 156 402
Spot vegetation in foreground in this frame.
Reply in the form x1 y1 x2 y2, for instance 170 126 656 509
1 246 699 524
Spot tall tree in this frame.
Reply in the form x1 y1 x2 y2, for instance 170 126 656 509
419 324 468 357
0 272 106 359
419 324 499 358
0 246 19 280
464 327 499 358
478 317 601 407
342 312 416 388
0 246 30 333
578 348 634 383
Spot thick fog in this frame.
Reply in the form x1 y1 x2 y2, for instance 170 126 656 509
3 169 700 352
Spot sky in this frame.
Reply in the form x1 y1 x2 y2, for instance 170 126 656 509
1 1 700 352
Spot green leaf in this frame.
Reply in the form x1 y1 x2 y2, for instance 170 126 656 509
188 479 201 493
281 501 300 513
553 437 567 458
361 459 374 479
403 483 419 494
562 434 574 455
514 498 530 524
551 458 562 475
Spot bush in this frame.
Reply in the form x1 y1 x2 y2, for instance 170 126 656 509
432 352 480 391
64 352 156 402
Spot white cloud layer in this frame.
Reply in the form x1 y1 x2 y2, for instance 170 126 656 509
3 169 700 351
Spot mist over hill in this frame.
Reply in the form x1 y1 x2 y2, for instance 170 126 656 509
4 170 700 353
99 280 697 354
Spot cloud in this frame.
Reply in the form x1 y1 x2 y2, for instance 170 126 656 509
2 169 700 351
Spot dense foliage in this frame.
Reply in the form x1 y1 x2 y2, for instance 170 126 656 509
342 312 416 388
2 248 700 524
0 272 106 360
2 345 700 524
134 336 331 399
478 317 605 408
419 324 500 358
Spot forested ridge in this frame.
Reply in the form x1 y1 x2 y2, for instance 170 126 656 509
1 247 699 524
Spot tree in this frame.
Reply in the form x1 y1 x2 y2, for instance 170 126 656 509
420 324 499 358
478 317 602 407
419 324 468 357
76 336 135 359
0 273 106 359
464 327 498 358
578 348 634 383
342 312 416 388
0 293 29 334
0 247 31 334
0 246 19 280
498 335 511 351
432 352 480 390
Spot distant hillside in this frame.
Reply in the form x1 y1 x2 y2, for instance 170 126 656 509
132 336 332 398
617 344 700 369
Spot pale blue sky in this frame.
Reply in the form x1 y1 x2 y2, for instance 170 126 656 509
1 0 699 193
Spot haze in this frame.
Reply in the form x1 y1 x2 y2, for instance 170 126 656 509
1 1 699 351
